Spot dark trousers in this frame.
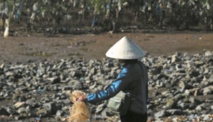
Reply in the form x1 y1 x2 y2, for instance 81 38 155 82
120 111 147 122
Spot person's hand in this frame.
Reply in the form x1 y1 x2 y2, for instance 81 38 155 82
77 94 87 101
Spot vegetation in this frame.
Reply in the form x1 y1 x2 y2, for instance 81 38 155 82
0 0 213 34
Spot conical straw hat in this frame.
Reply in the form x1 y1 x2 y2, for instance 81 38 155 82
106 36 145 59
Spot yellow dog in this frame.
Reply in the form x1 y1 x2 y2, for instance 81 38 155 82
67 90 90 122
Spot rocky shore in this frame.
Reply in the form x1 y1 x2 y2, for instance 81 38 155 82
0 50 213 122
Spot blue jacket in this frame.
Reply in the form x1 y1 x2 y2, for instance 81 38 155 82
87 60 148 114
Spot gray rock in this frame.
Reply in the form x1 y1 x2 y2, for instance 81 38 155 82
14 102 25 108
203 86 213 95
208 74 213 82
89 67 97 75
204 51 212 56
70 80 84 90
36 108 49 116
154 110 166 118
47 76 60 84
95 103 105 114
171 53 181 63
164 98 175 109
55 110 65 120
195 105 203 111
0 107 10 116
166 109 184 115
17 107 26 114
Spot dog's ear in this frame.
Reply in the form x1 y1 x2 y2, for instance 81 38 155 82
70 91 79 103
70 93 76 103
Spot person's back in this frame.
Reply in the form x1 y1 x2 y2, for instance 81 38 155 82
119 60 148 122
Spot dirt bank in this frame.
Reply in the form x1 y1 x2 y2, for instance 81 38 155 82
0 32 213 64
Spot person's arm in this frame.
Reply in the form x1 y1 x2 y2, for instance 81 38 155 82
86 66 132 104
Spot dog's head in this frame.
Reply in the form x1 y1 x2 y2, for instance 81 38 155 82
70 90 87 103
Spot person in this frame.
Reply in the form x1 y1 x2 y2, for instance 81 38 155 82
78 36 149 122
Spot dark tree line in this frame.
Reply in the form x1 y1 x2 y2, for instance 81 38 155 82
1 0 213 35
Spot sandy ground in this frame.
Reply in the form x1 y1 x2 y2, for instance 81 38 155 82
0 31 213 64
